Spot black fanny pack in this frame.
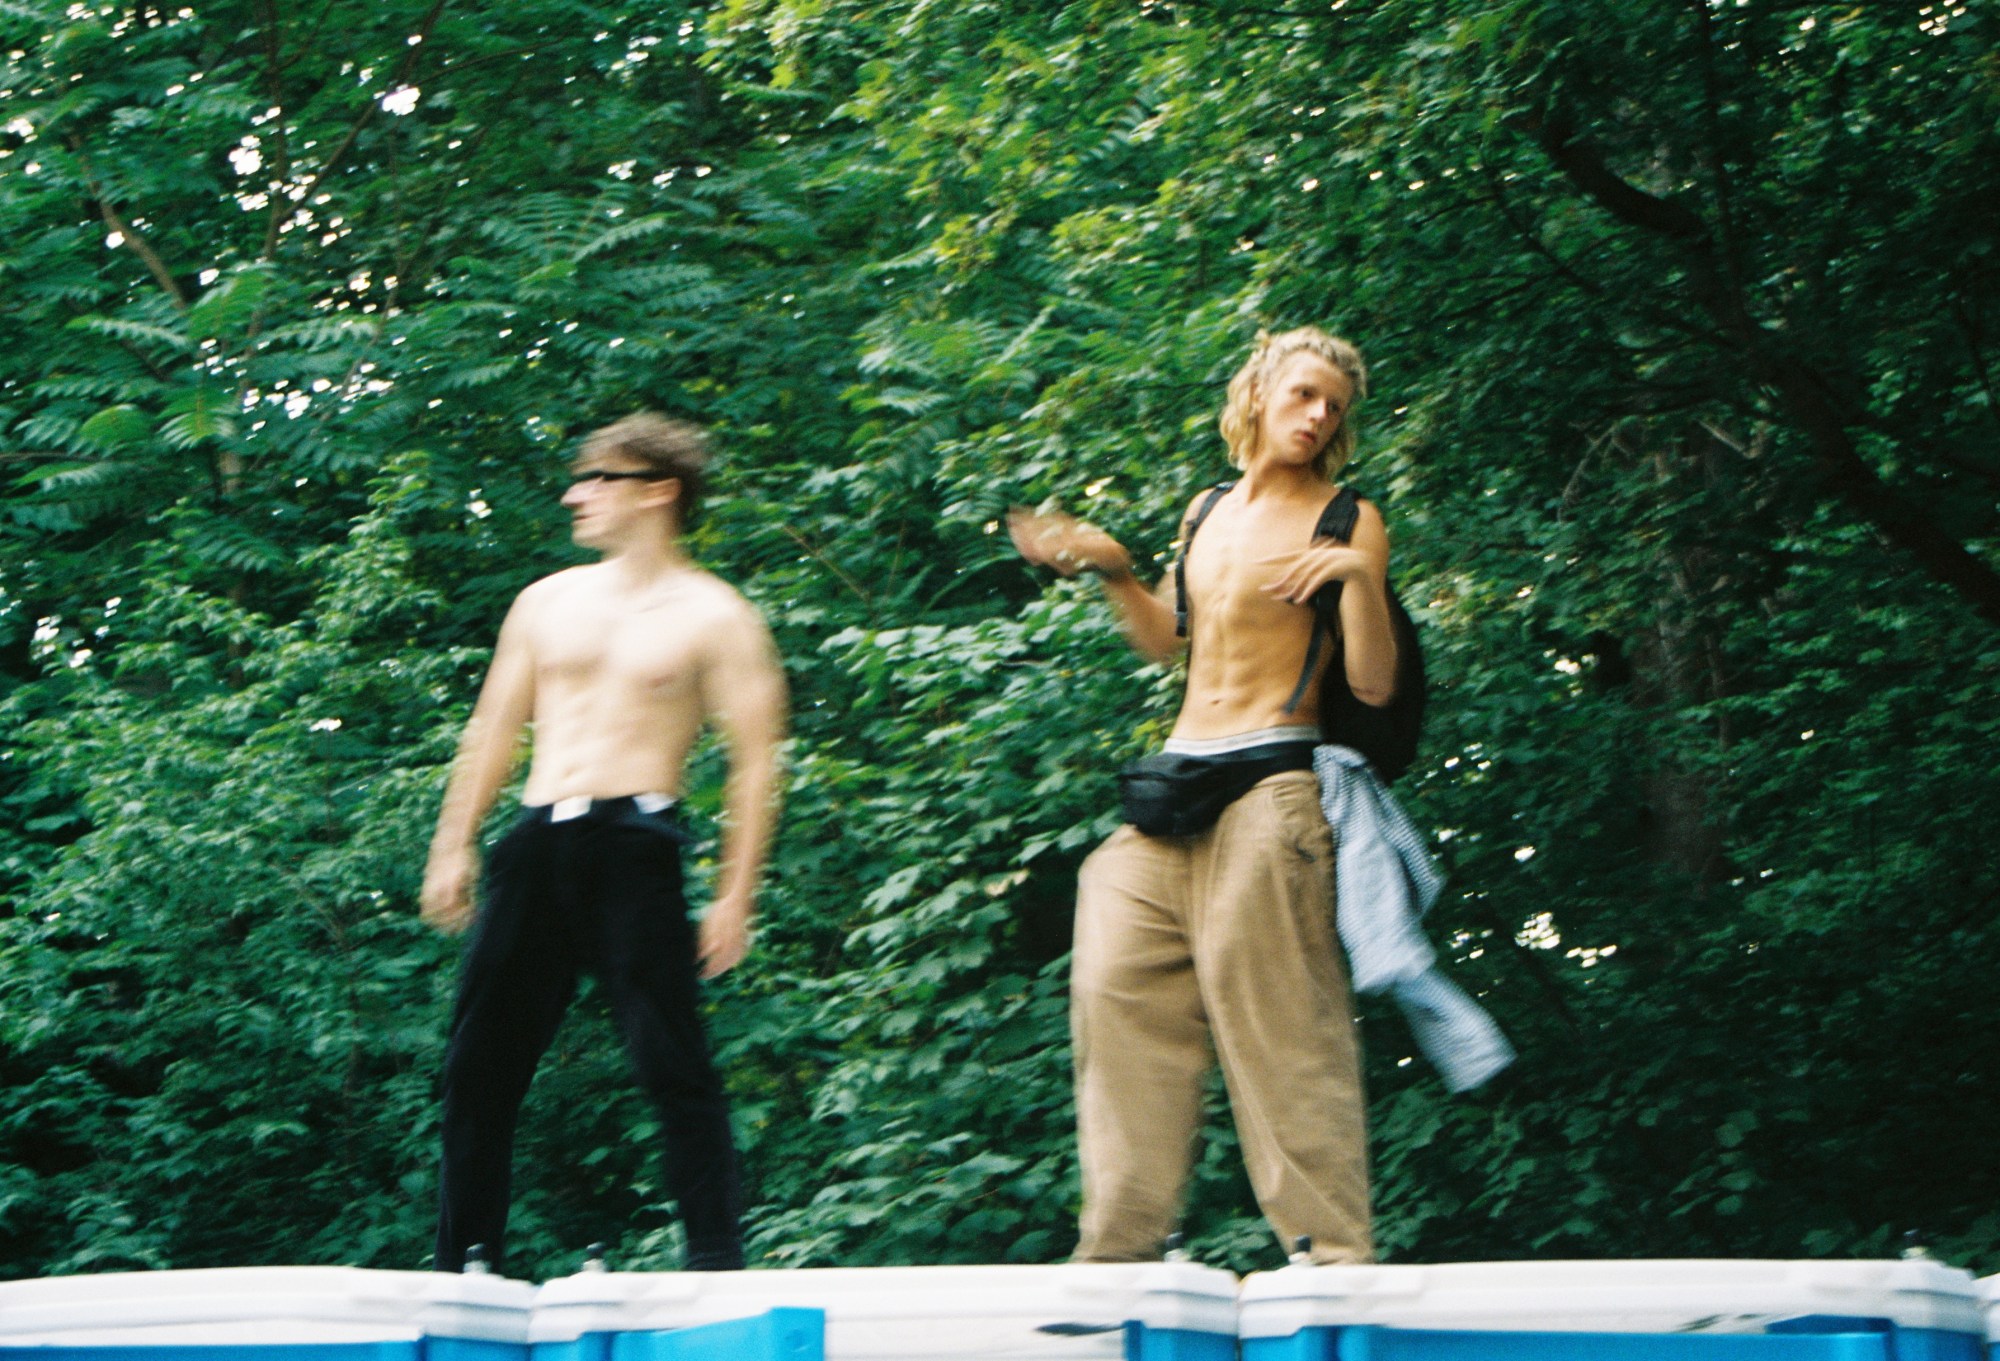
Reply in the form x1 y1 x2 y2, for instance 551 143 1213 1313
1117 742 1316 838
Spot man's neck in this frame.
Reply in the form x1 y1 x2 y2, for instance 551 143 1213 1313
1236 449 1331 503
597 530 693 591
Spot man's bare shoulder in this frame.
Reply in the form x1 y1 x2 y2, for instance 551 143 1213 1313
679 571 775 647
625 567 772 651
516 564 597 602
497 565 595 628
1341 493 1391 550
685 573 784 702
1176 485 1228 532
680 566 756 604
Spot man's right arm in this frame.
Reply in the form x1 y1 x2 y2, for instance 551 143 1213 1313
1007 505 1187 663
420 590 539 934
1096 570 1181 663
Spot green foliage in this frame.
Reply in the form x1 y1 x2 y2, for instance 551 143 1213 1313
3 0 1997 1284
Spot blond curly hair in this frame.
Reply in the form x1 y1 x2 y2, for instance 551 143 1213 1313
1218 327 1368 479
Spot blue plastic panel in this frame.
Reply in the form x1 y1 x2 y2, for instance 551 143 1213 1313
522 1340 605 1361
1761 1320 1983 1361
1245 1328 1915 1361
0 1346 419 1361
596 1309 823 1361
424 1340 530 1361
1245 1326 1989 1361
1878 1331 1986 1361
1125 1322 1237 1361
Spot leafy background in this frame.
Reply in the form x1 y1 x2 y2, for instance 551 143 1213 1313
2 0 1997 1280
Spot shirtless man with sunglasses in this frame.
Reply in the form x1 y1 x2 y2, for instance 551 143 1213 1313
421 413 786 1274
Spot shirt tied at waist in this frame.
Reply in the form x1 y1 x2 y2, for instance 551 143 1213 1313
1315 743 1515 1093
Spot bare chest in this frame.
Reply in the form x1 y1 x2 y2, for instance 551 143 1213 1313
533 596 706 697
1184 499 1325 635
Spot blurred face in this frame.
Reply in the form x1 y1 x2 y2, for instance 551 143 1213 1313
561 453 672 550
1257 351 1354 470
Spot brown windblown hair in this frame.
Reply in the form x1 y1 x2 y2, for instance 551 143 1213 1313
1217 328 1368 479
579 412 711 525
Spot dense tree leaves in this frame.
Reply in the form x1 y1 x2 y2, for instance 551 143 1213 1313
3 0 1996 1281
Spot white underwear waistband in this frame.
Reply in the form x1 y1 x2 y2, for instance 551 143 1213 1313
1162 724 1320 757
548 791 677 822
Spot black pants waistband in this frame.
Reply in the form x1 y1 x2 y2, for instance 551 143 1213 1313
517 794 682 826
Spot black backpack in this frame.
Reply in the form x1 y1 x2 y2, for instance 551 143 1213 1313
1177 482 1426 781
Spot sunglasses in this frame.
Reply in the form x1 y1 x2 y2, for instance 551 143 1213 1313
567 470 668 491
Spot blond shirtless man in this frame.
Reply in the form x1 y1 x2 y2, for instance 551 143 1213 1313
1010 328 1395 1264
420 413 786 1274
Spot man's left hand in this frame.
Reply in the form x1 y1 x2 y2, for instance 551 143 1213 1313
698 891 754 979
1261 543 1382 606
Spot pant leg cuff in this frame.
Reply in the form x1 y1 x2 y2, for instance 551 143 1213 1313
684 1242 746 1271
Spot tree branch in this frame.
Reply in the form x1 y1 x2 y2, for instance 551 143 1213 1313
1164 0 1376 23
258 0 292 260
269 0 342 80
433 44 545 78
781 523 874 607
1528 108 2000 626
1688 0 1749 303
305 0 448 192
1531 110 1708 245
1954 293 2000 437
1475 165 1730 351
71 144 188 309
1762 354 2000 626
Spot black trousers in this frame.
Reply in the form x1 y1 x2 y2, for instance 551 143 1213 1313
433 798 744 1273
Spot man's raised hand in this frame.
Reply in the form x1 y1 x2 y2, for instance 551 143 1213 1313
1007 507 1133 579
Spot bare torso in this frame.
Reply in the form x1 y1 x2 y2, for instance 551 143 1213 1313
516 563 748 804
1173 485 1335 741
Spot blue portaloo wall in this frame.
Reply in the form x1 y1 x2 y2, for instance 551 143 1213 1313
0 1307 828 1361
1242 1321 1981 1361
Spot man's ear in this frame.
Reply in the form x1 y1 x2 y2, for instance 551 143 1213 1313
642 476 683 514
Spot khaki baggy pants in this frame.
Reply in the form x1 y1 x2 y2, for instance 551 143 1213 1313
1071 770 1373 1263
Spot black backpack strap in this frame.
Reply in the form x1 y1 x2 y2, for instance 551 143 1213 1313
1283 629 1327 715
1281 488 1363 715
1174 481 1235 639
1317 486 1362 544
